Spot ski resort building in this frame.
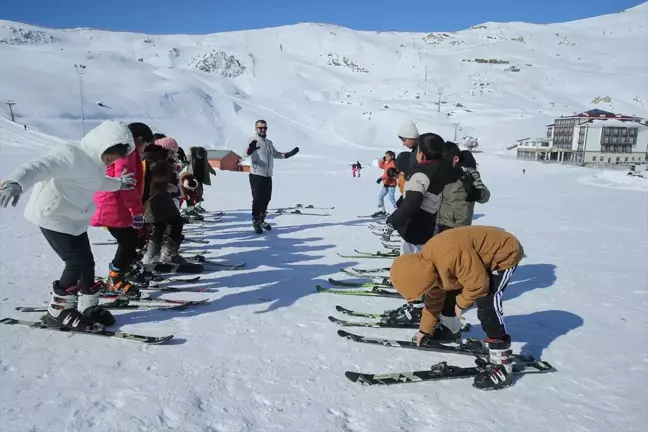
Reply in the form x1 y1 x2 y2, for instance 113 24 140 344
516 109 648 166
206 149 245 172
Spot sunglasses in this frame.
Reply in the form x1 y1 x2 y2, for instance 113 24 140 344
257 127 268 130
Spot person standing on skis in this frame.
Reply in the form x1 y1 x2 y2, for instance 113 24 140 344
90 123 154 298
244 119 300 234
0 121 138 331
373 151 397 216
389 225 524 390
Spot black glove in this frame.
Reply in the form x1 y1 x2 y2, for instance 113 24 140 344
247 140 260 155
461 176 480 202
376 178 382 184
284 146 300 159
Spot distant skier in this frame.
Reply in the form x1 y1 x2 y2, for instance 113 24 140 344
244 119 300 234
390 225 524 390
356 160 362 177
0 120 137 331
351 163 358 178
522 168 526 175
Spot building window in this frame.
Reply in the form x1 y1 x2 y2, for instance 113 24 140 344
625 157 629 162
592 156 597 162
632 157 635 161
616 157 620 163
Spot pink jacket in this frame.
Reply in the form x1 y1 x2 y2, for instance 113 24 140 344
90 149 144 228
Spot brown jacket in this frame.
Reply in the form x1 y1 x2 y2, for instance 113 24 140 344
389 225 524 334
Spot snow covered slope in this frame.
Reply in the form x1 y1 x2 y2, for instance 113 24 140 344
1 2 647 160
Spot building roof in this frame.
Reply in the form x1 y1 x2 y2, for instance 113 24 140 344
206 149 239 160
567 109 642 121
581 119 646 128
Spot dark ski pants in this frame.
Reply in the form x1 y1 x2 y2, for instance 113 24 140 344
150 217 184 245
249 174 272 221
441 265 517 340
40 228 95 291
107 227 138 271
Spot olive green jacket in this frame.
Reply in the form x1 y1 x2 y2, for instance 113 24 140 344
437 168 490 228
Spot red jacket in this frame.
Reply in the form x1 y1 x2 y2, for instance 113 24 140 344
378 159 397 187
91 149 144 228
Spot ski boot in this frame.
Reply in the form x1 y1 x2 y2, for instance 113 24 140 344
128 262 159 284
252 218 263 234
43 281 114 330
142 239 162 265
431 315 463 342
195 203 207 213
260 212 272 231
370 207 387 218
106 263 141 298
160 237 187 265
473 336 514 390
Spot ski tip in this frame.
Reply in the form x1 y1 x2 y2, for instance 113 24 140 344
344 371 361 383
147 335 175 345
337 329 352 337
328 316 341 323
335 305 346 312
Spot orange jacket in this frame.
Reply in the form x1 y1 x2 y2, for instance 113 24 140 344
378 159 397 187
390 226 524 334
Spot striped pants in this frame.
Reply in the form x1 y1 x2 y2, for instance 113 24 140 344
476 266 518 340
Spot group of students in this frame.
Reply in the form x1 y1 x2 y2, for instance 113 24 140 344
374 121 526 390
0 120 212 332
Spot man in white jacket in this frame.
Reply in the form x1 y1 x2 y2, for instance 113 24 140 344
0 120 138 332
244 119 299 234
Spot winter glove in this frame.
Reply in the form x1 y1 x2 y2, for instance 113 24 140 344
132 214 145 230
246 140 260 155
284 147 300 159
119 169 137 191
376 178 382 184
0 181 22 208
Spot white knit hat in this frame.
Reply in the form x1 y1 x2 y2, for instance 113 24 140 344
397 121 420 139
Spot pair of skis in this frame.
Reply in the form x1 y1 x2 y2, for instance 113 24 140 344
330 305 470 331
337 329 554 386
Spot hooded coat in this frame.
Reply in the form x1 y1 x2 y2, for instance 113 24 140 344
389 226 523 334
4 121 135 236
90 145 144 228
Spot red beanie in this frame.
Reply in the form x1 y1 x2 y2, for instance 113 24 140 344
155 137 179 153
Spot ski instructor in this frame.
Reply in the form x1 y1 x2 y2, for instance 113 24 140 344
244 120 299 234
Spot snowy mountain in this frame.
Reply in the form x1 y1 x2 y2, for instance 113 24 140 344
1 3 647 161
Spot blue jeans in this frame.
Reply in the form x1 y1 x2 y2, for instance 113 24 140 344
378 186 396 210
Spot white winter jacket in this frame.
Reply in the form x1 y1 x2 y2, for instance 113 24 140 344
4 121 135 236
245 136 285 177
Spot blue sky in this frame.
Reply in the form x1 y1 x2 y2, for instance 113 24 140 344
1 0 645 34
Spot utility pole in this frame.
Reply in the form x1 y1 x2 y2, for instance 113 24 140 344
424 66 428 82
74 64 87 136
437 90 442 113
5 101 16 122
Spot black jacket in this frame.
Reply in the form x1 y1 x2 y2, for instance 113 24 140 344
387 158 461 245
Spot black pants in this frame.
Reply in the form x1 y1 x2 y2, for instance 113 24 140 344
249 174 272 220
150 217 184 245
107 227 138 271
40 228 95 291
441 266 517 340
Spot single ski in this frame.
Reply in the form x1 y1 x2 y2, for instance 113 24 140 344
15 299 199 312
328 277 393 288
349 267 391 274
151 262 204 274
188 255 246 269
328 316 417 329
346 360 554 386
101 294 208 306
337 330 535 362
184 237 210 244
275 209 331 216
337 250 398 259
0 317 174 345
340 268 389 279
140 284 210 293
316 286 400 298
333 305 472 331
